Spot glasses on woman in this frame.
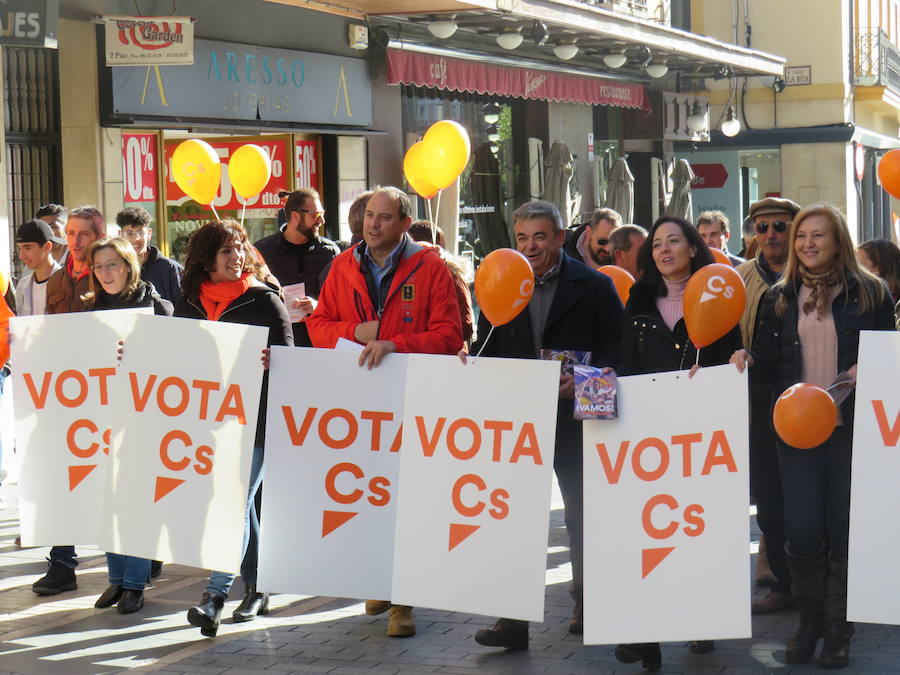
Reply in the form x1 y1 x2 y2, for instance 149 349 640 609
755 221 788 234
90 261 123 273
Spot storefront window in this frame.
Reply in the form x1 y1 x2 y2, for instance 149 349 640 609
401 87 517 262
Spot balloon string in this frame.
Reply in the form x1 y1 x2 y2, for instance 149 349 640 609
425 196 433 223
210 203 221 221
240 199 246 228
471 324 495 364
434 189 442 228
695 347 700 366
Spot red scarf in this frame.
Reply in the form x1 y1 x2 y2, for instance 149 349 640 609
199 273 253 321
65 254 90 281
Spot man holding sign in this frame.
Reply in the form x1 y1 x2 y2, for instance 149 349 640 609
470 200 623 649
307 185 462 636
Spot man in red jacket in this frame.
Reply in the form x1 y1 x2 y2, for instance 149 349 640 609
307 185 462 637
308 185 462 367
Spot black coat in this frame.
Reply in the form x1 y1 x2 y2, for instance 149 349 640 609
620 277 742 376
471 253 623 465
175 283 294 447
253 230 340 346
562 224 588 263
750 274 895 427
140 246 183 304
86 281 173 316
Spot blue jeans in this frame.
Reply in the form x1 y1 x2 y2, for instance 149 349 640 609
106 553 151 590
207 444 264 599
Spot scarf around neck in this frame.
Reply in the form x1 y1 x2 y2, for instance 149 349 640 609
798 265 841 317
199 273 253 321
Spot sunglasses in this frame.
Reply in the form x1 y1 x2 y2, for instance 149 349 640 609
298 208 325 218
595 239 610 246
755 221 788 234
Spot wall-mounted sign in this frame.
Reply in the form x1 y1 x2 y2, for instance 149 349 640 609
0 0 59 48
104 16 194 66
122 132 159 203
785 66 811 86
691 163 729 190
295 139 320 191
110 38 372 126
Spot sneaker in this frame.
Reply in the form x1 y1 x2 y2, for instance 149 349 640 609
32 561 77 596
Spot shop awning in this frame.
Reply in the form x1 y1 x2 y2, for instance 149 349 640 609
386 47 651 112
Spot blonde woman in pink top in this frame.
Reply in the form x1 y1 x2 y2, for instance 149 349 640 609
732 204 894 668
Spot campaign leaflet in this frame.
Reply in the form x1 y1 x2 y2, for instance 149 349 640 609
574 366 618 420
540 349 591 375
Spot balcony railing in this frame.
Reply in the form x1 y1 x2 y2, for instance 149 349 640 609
855 28 900 93
578 0 671 25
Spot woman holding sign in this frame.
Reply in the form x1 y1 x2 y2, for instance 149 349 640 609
616 216 742 670
175 220 293 637
83 237 173 614
732 205 894 668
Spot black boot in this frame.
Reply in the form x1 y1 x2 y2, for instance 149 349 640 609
150 561 163 579
689 640 715 654
614 643 662 670
187 592 225 637
117 589 144 614
819 555 853 668
32 560 77 596
474 618 529 650
784 548 828 664
95 584 123 608
232 583 269 623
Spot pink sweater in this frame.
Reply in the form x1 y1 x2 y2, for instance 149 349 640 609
657 277 689 332
798 284 842 423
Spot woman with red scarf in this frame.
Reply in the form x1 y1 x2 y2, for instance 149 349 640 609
174 220 292 637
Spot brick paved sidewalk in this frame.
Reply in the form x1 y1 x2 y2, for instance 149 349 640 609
1 482 899 674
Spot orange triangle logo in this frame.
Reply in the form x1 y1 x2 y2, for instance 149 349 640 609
68 465 97 491
642 546 676 578
322 510 358 537
448 523 480 551
154 476 185 502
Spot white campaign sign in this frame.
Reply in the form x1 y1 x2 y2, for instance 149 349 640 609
259 348 404 599
392 355 560 621
583 365 750 644
10 311 141 545
848 331 900 624
101 315 267 573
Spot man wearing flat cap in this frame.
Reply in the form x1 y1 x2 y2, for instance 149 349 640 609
736 196 801 616
14 219 65 316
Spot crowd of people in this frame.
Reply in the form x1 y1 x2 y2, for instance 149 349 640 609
1 185 899 670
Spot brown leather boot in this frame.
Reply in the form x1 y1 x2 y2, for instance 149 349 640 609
365 599 391 615
755 534 777 586
784 548 827 664
386 605 415 637
752 590 795 614
474 618 529 650
818 555 853 668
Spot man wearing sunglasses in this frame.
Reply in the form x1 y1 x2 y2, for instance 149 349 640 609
254 188 340 346
736 196 801 617
563 207 621 269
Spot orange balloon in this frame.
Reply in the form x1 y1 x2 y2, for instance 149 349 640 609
474 249 534 326
709 247 732 266
598 265 635 305
878 149 900 199
773 383 838 449
683 263 747 348
403 141 439 199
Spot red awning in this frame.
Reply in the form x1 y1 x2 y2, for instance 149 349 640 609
387 48 651 112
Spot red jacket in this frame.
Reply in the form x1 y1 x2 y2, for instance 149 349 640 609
308 239 463 355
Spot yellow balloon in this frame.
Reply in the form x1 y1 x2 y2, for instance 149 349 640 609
403 141 439 199
171 139 222 205
422 120 471 190
229 144 272 200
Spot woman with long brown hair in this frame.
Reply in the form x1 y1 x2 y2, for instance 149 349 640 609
175 220 293 637
732 204 894 668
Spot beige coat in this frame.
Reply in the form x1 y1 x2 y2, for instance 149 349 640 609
736 257 775 349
